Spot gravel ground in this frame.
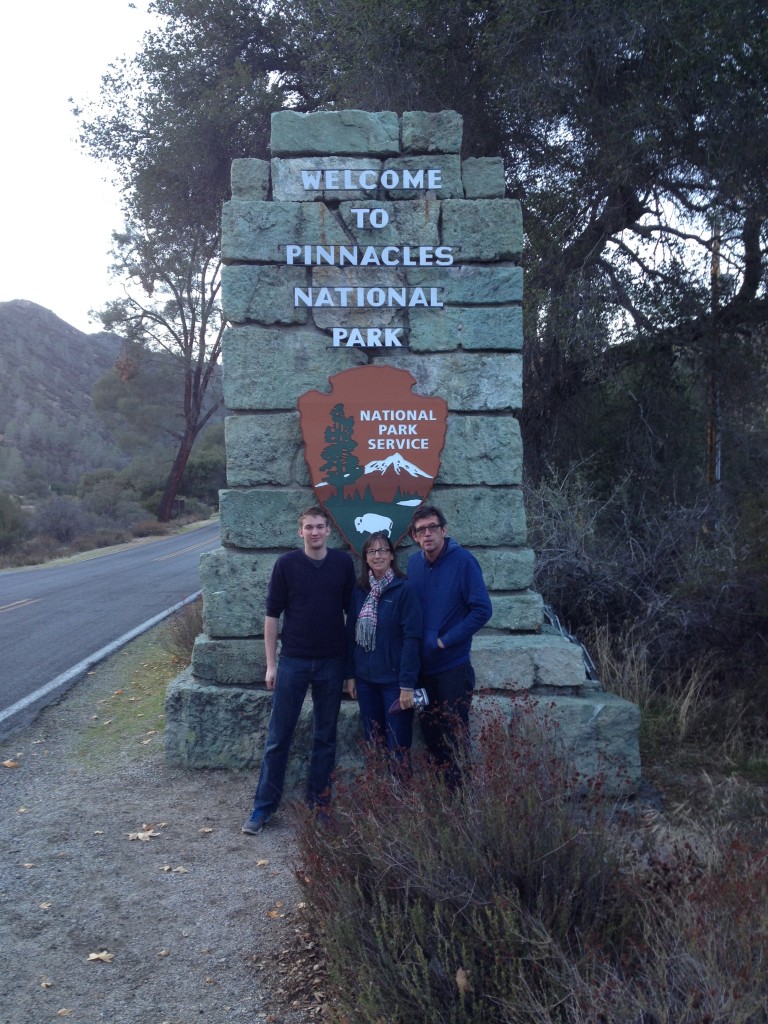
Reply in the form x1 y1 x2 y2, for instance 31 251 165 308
0 631 319 1024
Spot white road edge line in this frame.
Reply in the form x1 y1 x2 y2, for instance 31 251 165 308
0 591 201 738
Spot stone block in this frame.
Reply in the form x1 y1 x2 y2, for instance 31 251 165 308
394 351 522 410
225 413 301 486
471 633 587 689
337 200 440 245
474 548 535 591
164 670 640 795
442 199 524 260
462 157 506 199
526 693 642 792
307 265 407 333
222 326 367 410
401 110 463 153
270 109 400 156
409 306 523 351
439 415 522 485
469 691 641 794
219 489 351 549
165 669 368 778
271 156 384 202
191 635 265 686
222 264 309 325
165 670 271 768
231 158 270 200
488 590 544 631
408 264 523 304
381 155 463 198
221 200 348 263
420 487 527 546
200 548 275 637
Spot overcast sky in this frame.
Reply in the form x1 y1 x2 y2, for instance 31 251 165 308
0 1 157 333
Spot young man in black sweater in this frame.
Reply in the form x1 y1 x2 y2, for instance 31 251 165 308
242 506 355 833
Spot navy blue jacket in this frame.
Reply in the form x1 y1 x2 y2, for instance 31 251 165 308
346 576 422 689
406 538 492 674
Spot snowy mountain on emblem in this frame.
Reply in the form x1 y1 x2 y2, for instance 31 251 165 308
363 453 433 479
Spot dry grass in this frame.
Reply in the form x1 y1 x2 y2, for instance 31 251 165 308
157 597 203 664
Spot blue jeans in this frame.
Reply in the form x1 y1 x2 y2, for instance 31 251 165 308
356 677 414 762
418 661 475 790
251 655 345 814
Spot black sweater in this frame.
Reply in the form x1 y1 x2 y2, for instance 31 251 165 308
265 548 355 660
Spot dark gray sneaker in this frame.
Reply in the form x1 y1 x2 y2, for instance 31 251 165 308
241 811 271 835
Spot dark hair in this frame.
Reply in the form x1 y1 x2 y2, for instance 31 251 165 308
298 505 330 527
410 504 447 533
359 531 404 590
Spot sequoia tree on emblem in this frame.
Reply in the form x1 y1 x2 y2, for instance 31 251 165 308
298 366 448 554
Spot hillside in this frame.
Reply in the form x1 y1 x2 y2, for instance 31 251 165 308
0 300 126 496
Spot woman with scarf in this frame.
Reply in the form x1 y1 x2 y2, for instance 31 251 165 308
346 531 422 763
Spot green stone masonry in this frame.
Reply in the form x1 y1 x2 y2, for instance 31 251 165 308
164 109 641 794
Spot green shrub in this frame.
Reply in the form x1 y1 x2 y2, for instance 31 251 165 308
0 492 28 552
29 495 96 544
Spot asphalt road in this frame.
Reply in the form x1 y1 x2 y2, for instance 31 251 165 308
0 522 221 724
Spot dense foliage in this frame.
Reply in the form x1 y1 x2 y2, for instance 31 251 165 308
71 0 768 703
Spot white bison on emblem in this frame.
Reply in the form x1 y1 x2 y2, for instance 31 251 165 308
354 513 393 537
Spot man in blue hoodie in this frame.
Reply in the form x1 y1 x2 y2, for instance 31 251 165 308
407 505 492 788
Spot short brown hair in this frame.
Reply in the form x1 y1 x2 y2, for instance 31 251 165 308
298 505 330 527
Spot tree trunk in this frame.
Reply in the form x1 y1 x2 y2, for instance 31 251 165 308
157 426 199 522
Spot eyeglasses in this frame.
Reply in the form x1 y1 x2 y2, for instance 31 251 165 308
367 548 390 557
412 523 443 537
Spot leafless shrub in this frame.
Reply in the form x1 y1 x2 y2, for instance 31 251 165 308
158 597 202 664
295 710 768 1024
526 472 768 757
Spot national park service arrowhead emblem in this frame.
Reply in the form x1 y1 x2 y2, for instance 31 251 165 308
298 366 448 554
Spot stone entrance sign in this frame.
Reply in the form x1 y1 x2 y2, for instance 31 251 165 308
164 109 640 794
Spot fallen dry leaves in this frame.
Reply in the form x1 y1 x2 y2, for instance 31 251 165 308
87 950 115 963
127 822 163 842
267 899 286 920
261 919 331 1020
128 828 159 841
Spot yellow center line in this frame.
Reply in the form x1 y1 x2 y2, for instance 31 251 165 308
152 537 218 562
0 598 41 614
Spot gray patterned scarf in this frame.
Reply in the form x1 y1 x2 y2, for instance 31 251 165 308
355 569 395 652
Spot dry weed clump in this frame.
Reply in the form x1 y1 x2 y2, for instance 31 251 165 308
158 597 203 664
294 710 768 1024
